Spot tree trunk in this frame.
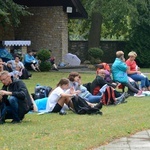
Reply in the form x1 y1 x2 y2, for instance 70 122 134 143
88 12 102 49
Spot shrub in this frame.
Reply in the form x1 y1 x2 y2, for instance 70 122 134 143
88 47 103 58
37 49 51 71
88 47 103 64
39 61 51 72
37 49 50 61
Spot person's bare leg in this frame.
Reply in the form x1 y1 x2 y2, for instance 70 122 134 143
53 64 58 71
35 64 41 71
57 97 73 109
31 64 37 71
30 95 38 112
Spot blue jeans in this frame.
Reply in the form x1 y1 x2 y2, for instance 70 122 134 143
6 96 20 121
0 102 7 119
85 94 102 103
128 73 150 88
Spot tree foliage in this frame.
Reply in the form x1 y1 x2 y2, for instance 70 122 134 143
0 0 31 28
69 0 150 40
125 0 150 67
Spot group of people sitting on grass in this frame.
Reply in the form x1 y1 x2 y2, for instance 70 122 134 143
0 50 149 124
0 49 58 79
0 56 32 79
112 50 150 95
32 70 131 114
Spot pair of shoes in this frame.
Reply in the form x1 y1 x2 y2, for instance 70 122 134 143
115 99 126 105
115 93 126 105
95 111 103 115
124 92 130 99
11 120 21 124
59 111 67 115
94 102 103 110
115 92 125 101
134 90 145 97
54 68 59 71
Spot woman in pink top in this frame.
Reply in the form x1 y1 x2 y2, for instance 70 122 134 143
126 51 150 91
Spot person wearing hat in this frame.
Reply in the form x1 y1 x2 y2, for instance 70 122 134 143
112 51 143 96
126 51 150 91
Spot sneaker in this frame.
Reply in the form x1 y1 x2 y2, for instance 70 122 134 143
115 92 125 101
115 93 126 105
124 92 130 99
94 102 103 110
59 111 67 115
134 94 145 97
134 90 145 97
95 111 103 115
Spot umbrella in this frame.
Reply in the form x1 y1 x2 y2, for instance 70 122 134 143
64 53 81 66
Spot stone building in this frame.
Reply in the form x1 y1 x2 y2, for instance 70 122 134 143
0 0 87 64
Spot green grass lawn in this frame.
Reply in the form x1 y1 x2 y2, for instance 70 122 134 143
0 70 150 150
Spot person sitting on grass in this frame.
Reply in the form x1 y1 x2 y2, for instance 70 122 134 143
0 58 11 72
0 71 33 124
9 65 23 79
46 78 101 115
24 50 40 72
76 76 103 104
46 78 76 115
91 69 128 104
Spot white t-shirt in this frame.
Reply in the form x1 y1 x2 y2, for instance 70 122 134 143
46 86 64 112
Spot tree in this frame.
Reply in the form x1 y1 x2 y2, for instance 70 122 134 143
125 0 150 67
69 0 150 65
0 0 31 28
69 0 150 40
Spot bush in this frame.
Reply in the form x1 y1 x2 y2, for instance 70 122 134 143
39 61 51 72
37 49 50 61
88 47 103 59
37 49 51 71
88 47 103 64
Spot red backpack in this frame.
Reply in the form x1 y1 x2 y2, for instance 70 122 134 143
101 86 116 105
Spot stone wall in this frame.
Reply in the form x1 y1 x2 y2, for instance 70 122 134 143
69 40 126 63
0 25 14 41
15 6 68 64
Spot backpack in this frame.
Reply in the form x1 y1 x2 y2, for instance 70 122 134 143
101 86 116 105
34 85 52 100
71 96 102 115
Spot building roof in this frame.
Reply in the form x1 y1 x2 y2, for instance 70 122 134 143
13 0 88 19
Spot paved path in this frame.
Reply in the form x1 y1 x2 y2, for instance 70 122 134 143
94 130 150 150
